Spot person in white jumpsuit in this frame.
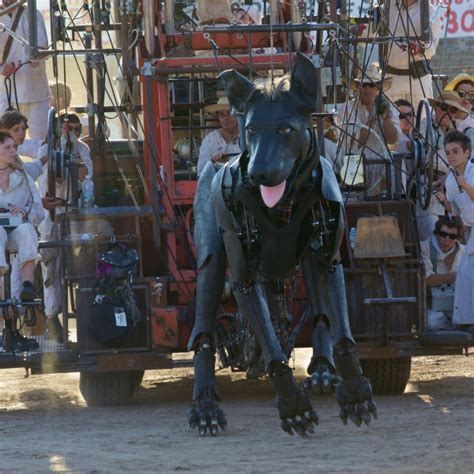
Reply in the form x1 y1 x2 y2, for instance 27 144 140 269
37 112 93 342
420 216 464 330
0 132 43 286
336 63 404 196
0 1 49 139
415 92 471 240
197 97 240 177
368 0 441 107
435 130 474 332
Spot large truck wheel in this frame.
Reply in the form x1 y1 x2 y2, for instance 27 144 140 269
360 357 412 395
131 370 145 389
80 371 137 407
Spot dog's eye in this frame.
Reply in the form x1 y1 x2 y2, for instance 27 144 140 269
277 126 292 134
246 125 258 134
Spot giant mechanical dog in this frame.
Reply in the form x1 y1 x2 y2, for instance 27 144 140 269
188 53 376 436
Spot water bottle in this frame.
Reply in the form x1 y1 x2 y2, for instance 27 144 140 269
82 175 94 208
349 227 357 250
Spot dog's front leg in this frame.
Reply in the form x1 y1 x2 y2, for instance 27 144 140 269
234 283 318 435
301 252 377 426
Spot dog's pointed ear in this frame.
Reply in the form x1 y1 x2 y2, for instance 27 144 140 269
289 52 318 115
218 69 255 113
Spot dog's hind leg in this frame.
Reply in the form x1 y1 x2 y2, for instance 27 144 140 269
188 164 228 436
187 249 227 437
234 284 318 435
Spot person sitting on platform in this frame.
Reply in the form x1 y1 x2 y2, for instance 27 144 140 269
197 96 240 176
414 92 471 241
0 111 47 180
0 131 43 296
58 111 93 179
336 63 404 195
49 81 89 136
36 112 93 343
421 216 464 330
435 130 474 333
236 5 262 25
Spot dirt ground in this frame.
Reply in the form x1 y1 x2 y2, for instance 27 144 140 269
0 350 473 473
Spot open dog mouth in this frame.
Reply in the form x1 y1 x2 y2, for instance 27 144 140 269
259 181 287 208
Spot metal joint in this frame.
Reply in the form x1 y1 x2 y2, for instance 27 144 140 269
141 61 154 77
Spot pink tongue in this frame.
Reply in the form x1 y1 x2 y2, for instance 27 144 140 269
259 181 286 208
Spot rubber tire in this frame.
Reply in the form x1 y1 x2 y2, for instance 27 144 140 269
360 357 412 395
131 370 145 390
80 371 137 407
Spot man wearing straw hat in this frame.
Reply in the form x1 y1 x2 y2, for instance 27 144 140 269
336 63 405 195
344 63 402 145
197 96 240 176
236 5 263 25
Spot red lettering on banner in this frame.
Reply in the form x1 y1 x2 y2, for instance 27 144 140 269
461 10 474 32
447 10 459 33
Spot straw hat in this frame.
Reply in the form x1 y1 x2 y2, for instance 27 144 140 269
428 91 471 115
444 73 474 91
352 63 393 91
238 5 263 24
204 96 231 114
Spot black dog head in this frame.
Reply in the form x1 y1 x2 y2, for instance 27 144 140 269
219 52 319 208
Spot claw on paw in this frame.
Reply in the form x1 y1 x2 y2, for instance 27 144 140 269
304 365 340 396
336 375 377 427
188 399 227 437
271 368 319 436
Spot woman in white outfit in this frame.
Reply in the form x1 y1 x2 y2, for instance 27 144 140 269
0 131 44 300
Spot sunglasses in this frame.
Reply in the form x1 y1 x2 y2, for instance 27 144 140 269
65 125 82 132
436 230 458 240
457 90 474 99
362 83 378 88
399 112 413 120
438 103 459 114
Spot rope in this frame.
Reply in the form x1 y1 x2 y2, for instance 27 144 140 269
3 60 30 111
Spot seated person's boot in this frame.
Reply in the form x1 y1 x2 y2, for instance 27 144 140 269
11 330 39 351
45 315 64 344
20 281 35 301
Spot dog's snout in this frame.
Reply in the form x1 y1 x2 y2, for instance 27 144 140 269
248 167 270 186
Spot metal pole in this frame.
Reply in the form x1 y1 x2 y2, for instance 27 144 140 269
164 0 175 36
0 0 27 17
28 0 38 59
269 0 279 24
420 0 430 42
84 32 96 138
289 0 302 51
142 0 156 58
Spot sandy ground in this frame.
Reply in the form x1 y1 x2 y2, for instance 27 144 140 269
0 351 473 473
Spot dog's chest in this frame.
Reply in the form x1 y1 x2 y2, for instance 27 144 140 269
228 195 318 278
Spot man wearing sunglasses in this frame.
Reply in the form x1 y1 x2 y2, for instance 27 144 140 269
421 216 464 330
